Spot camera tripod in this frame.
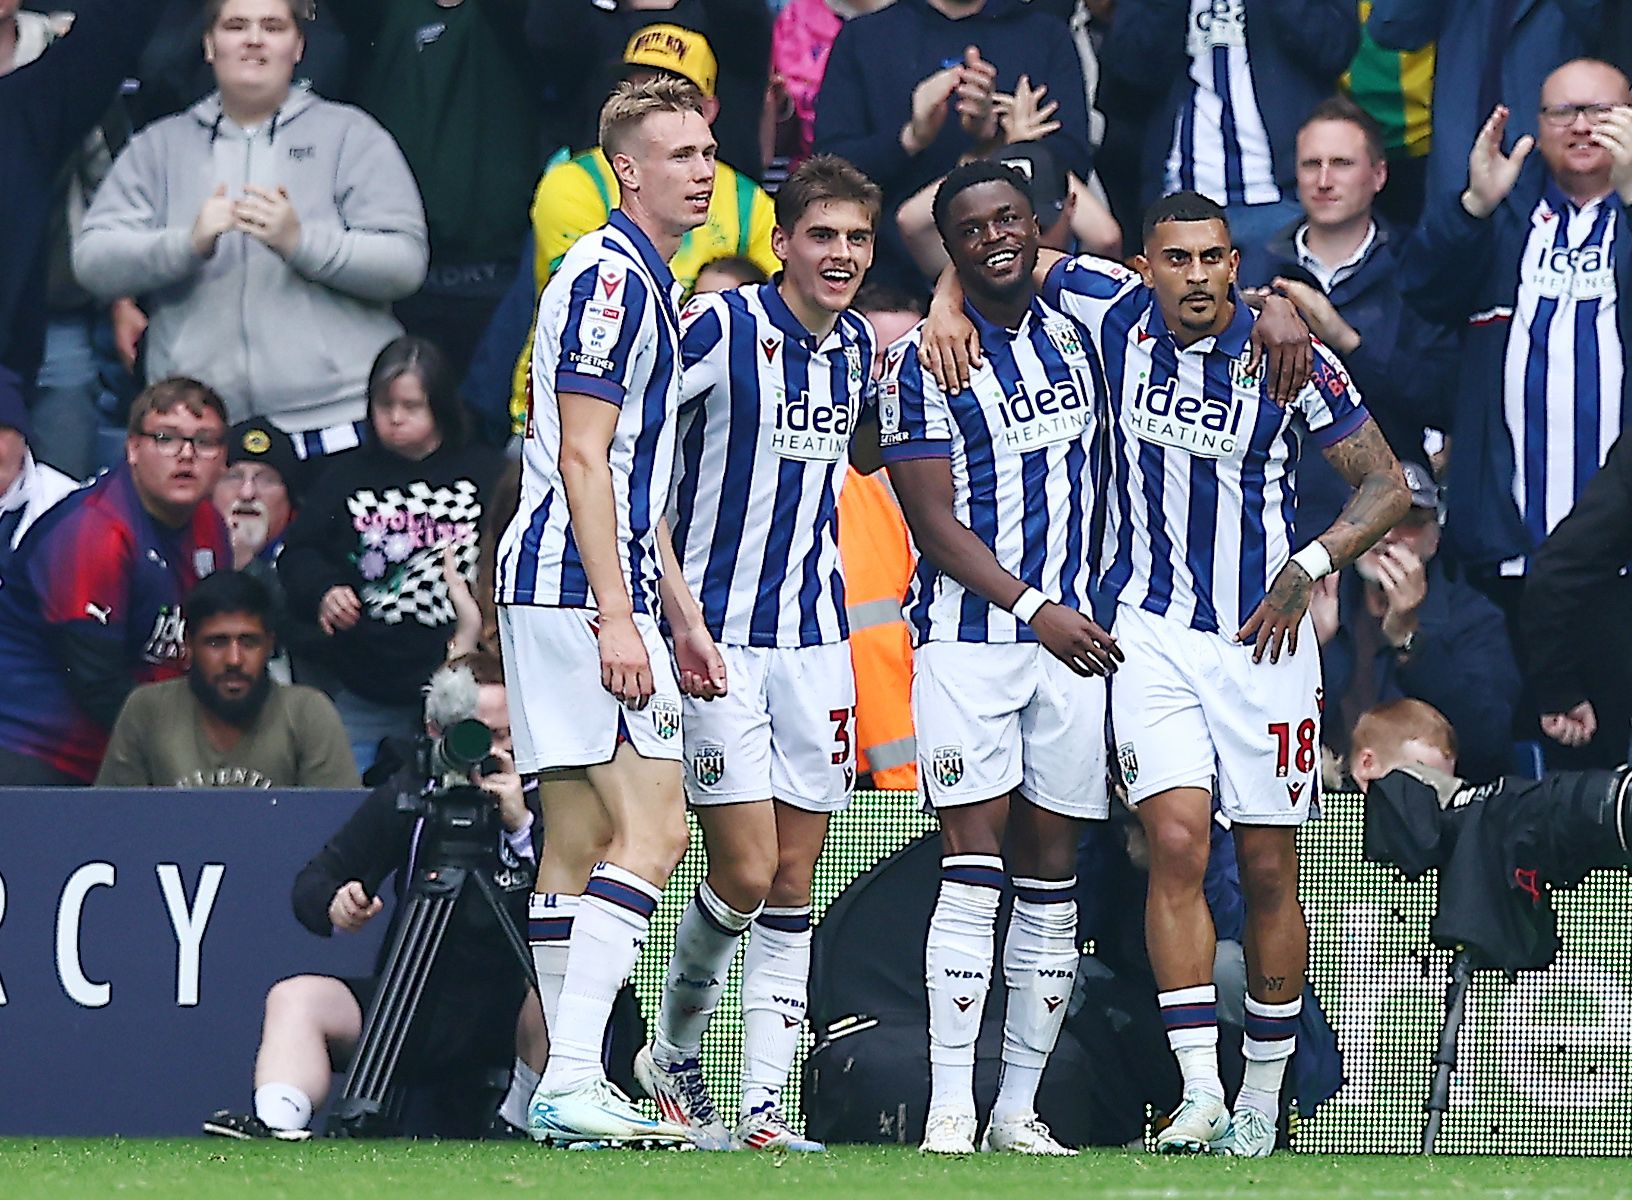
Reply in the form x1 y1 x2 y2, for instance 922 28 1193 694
326 784 536 1138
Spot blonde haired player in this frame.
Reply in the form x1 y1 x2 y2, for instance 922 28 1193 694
495 77 727 1146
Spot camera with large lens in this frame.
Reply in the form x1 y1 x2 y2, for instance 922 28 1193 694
398 718 502 870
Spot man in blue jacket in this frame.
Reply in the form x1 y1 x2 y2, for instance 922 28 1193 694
1369 0 1604 209
0 0 167 405
1399 57 1632 767
1104 0 1359 287
814 0 1091 289
1259 97 1457 542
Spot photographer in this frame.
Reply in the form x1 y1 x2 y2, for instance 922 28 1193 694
204 652 545 1140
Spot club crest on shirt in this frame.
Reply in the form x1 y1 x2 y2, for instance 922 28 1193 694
650 696 681 740
1043 316 1086 362
843 343 864 385
1229 350 1261 393
1117 741 1139 786
932 745 965 788
692 742 726 786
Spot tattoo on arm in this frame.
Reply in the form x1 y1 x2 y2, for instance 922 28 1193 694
1318 418 1412 569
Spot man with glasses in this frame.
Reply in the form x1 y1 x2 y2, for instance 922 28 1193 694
1400 57 1632 768
0 377 231 785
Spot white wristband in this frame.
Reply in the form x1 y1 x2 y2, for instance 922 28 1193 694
1010 587 1049 623
1289 541 1334 582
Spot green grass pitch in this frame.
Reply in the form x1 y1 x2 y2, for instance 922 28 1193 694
4 1141 1630 1200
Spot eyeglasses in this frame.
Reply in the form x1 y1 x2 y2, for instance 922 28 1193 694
137 429 227 458
1539 102 1621 127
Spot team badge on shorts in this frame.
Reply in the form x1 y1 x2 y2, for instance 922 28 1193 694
1117 742 1139 786
692 742 726 786
651 696 681 740
931 745 965 788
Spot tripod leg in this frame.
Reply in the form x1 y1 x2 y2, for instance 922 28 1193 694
1421 947 1474 1154
470 870 540 989
328 884 459 1136
352 894 454 1098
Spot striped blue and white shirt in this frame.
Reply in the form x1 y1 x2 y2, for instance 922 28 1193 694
1042 255 1368 636
496 211 682 616
1499 183 1625 575
1163 0 1281 208
879 296 1104 646
670 281 876 648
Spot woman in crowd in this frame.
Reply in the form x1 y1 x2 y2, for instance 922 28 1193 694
278 336 501 772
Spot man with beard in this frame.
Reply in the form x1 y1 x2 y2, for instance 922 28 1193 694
97 568 357 787
216 419 299 572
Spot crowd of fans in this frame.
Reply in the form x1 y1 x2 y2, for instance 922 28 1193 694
1 0 1631 793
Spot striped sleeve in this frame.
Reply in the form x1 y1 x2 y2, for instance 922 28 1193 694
1041 254 1143 327
678 294 728 411
556 256 649 406
878 337 951 463
1300 340 1370 448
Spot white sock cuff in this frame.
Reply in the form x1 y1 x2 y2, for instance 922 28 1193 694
529 892 580 916
1159 984 1217 1007
1244 996 1303 1018
939 879 1001 922
696 880 758 934
754 904 813 936
253 1082 313 1132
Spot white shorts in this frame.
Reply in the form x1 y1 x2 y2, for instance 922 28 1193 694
683 641 856 812
498 605 683 774
1109 603 1322 826
912 640 1108 820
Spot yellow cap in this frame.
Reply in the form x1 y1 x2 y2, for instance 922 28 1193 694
623 24 718 99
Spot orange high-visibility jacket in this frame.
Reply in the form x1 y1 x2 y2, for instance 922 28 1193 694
838 468 917 791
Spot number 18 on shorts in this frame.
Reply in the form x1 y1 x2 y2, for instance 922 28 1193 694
1111 604 1322 826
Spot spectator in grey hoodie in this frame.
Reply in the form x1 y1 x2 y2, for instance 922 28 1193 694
74 0 428 460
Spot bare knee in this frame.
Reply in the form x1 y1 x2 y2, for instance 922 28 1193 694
264 975 358 1039
765 847 816 910
710 842 777 912
1236 833 1297 910
541 823 614 891
612 806 689 883
1143 816 1210 890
